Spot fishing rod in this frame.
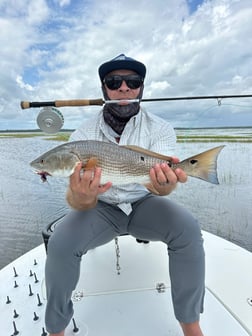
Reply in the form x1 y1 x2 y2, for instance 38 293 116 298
20 93 252 109
20 94 252 134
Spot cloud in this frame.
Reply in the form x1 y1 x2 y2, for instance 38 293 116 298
55 0 72 7
16 75 35 91
0 0 252 129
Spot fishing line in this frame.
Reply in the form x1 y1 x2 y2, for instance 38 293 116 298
202 102 252 114
215 103 252 109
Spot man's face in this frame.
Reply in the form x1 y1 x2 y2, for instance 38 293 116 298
103 69 143 102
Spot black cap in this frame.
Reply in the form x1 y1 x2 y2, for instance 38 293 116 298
98 54 146 81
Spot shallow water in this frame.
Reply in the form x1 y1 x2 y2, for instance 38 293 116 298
0 130 251 269
0 137 68 269
170 141 252 251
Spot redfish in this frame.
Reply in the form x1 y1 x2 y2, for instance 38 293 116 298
30 140 224 185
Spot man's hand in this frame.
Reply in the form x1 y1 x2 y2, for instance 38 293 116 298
66 162 112 210
148 157 187 196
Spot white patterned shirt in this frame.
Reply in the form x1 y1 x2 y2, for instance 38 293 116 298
70 108 176 214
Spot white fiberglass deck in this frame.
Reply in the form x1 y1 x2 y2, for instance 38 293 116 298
0 232 252 335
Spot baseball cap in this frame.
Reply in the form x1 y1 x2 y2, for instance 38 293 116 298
98 54 146 81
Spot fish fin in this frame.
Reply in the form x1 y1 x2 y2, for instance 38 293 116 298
122 145 173 161
182 145 225 184
144 183 160 195
83 157 98 170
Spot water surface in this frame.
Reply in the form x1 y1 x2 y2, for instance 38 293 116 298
0 130 251 269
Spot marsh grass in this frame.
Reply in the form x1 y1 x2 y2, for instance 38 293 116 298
44 133 70 141
0 131 251 142
0 133 43 138
0 132 70 141
177 135 252 142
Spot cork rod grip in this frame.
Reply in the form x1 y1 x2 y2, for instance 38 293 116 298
20 99 104 109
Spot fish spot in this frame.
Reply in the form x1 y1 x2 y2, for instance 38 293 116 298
140 156 145 161
190 159 198 165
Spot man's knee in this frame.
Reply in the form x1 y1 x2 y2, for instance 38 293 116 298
165 212 203 255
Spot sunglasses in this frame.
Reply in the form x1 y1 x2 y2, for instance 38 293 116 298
103 74 144 90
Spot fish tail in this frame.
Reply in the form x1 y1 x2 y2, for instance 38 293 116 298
181 145 225 184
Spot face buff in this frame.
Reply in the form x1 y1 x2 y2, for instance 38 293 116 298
102 85 144 135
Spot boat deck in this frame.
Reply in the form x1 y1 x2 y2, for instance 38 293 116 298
1 232 252 335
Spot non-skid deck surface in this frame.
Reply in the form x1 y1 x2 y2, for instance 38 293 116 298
1 234 251 335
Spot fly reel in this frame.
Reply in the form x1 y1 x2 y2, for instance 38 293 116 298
37 107 64 133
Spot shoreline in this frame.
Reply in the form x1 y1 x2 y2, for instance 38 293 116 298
0 131 251 142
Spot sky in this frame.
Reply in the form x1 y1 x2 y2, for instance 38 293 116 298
0 0 252 130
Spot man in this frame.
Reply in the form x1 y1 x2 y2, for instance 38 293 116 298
45 54 205 336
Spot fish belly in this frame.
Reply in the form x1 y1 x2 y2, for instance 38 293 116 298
99 169 150 186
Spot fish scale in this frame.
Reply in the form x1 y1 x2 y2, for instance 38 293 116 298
68 141 166 185
30 140 225 185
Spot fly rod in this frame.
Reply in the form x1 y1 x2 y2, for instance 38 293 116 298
20 94 252 109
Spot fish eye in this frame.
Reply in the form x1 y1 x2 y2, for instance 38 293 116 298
190 159 198 165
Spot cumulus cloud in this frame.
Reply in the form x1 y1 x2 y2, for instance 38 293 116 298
0 0 252 129
16 76 35 91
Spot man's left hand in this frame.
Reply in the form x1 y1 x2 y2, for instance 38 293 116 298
148 157 187 195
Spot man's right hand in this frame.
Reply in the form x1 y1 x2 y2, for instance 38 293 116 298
66 162 112 210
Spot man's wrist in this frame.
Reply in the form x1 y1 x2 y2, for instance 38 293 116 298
66 187 97 210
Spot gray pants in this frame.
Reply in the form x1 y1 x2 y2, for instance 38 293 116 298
45 195 205 333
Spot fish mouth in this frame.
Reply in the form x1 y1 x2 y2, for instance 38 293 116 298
33 170 52 182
